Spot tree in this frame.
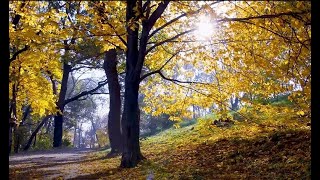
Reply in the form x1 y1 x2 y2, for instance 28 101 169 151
103 49 123 155
8 1 310 169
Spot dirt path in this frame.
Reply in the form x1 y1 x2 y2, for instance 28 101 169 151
9 148 100 179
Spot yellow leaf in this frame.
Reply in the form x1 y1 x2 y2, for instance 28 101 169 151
297 111 305 116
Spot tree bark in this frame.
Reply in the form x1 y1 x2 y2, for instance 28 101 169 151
73 122 77 147
53 113 64 147
120 0 170 168
24 116 51 151
53 63 71 147
9 83 18 155
78 123 82 148
13 129 20 153
120 80 144 167
103 49 123 154
120 0 144 168
9 122 15 154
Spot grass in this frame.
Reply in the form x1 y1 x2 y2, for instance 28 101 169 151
73 116 311 179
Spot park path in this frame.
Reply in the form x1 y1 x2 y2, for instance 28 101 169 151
9 148 100 179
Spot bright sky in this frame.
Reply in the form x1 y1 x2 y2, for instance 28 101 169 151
73 68 109 132
195 15 216 41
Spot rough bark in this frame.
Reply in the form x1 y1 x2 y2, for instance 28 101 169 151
103 49 123 154
23 116 51 151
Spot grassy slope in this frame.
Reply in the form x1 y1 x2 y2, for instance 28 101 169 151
74 118 311 179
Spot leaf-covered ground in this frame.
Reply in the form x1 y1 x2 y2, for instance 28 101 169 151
10 119 310 179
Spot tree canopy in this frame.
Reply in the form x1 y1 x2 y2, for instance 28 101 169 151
9 0 311 168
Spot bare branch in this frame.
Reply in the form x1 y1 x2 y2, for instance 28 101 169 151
146 28 196 54
63 79 108 106
158 71 209 85
71 65 102 72
148 1 219 40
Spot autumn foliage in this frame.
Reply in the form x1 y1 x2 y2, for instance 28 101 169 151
9 0 310 172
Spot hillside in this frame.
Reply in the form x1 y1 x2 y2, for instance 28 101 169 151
72 119 311 179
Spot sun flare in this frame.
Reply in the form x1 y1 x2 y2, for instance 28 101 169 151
195 15 215 41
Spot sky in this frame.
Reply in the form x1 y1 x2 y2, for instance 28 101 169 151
73 68 109 131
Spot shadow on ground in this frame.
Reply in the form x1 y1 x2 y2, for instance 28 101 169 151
9 128 310 179
68 128 310 179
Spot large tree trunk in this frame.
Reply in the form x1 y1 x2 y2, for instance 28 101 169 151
24 116 51 151
120 0 169 168
103 49 123 154
120 0 144 168
53 62 71 148
120 80 144 167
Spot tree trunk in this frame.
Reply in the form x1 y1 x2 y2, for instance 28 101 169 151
103 49 123 154
9 123 14 154
24 116 51 151
120 80 144 167
13 105 31 153
120 0 168 168
73 124 77 147
120 0 145 168
13 128 20 153
9 83 18 155
33 134 36 147
89 119 100 148
230 96 239 110
53 113 63 147
53 62 71 147
78 123 82 148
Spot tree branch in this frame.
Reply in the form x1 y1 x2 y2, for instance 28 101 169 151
148 1 219 40
217 10 310 23
145 0 170 32
170 81 251 121
71 65 102 71
139 50 179 82
146 28 196 54
9 45 29 64
63 79 108 106
105 21 127 47
158 71 209 85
